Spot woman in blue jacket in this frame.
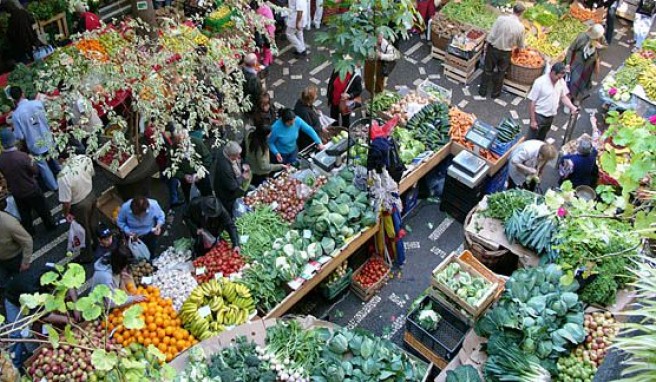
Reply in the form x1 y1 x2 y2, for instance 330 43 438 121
268 108 325 165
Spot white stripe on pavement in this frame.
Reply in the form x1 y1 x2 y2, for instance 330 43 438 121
34 204 63 226
31 231 68 262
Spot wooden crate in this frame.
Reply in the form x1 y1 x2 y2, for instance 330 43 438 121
431 46 446 61
430 250 503 317
444 65 483 85
502 78 532 98
404 331 449 369
350 259 391 302
36 12 69 40
443 50 482 85
96 141 139 179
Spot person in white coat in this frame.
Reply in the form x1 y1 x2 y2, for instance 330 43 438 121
286 0 308 56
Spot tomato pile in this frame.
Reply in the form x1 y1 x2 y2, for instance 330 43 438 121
192 241 245 283
99 145 131 166
107 284 197 362
353 257 389 289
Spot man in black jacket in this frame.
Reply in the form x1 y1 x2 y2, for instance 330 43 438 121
184 196 240 256
213 141 251 217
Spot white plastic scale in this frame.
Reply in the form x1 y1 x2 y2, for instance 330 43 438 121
447 120 498 188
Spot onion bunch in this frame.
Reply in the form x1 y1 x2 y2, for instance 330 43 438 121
244 173 326 222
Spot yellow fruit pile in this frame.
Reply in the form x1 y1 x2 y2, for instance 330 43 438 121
638 66 656 101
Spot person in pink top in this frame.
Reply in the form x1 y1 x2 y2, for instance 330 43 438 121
252 1 276 66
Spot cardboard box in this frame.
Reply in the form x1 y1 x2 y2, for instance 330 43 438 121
96 186 123 224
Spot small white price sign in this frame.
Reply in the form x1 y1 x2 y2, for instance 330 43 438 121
240 235 249 244
195 267 206 275
198 305 212 318
214 272 224 280
303 230 312 239
270 201 279 210
141 276 152 285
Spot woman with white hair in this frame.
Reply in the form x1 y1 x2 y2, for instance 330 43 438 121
564 24 605 103
73 2 101 33
213 141 252 217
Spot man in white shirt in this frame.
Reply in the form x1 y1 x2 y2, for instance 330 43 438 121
58 152 98 262
527 62 578 141
286 0 308 56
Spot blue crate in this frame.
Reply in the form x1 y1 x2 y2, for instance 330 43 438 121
490 134 519 157
402 185 420 219
485 163 509 194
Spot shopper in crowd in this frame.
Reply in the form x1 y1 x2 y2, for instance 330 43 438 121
3 1 42 63
153 0 172 9
8 86 60 191
269 108 324 165
91 245 146 307
527 62 579 141
565 24 605 105
94 224 119 261
252 0 276 66
604 0 617 44
253 93 277 128
246 121 288 187
184 196 240 256
58 151 98 263
73 2 101 33
479 3 526 98
311 0 324 29
145 121 183 207
327 68 363 128
5 270 79 368
559 137 599 188
508 140 558 190
631 0 656 50
294 85 324 151
242 53 264 113
0 128 57 234
366 33 401 94
286 0 309 57
169 123 213 203
214 141 251 217
0 199 32 287
117 196 166 256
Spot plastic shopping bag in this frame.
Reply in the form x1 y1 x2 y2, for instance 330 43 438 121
128 238 151 261
67 221 86 253
199 229 217 249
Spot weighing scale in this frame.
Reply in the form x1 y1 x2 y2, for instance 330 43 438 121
442 120 498 222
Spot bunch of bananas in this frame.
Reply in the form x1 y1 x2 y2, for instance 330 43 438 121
638 66 656 101
619 111 648 130
626 53 652 69
179 279 255 341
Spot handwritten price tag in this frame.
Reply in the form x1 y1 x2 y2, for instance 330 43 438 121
141 276 152 285
198 305 211 318
195 267 206 275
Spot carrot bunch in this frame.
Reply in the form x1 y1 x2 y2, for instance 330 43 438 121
75 39 109 62
570 3 604 24
511 48 545 68
448 107 499 162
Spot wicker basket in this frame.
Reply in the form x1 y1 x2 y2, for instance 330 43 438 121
506 50 546 85
463 208 509 269
431 30 451 51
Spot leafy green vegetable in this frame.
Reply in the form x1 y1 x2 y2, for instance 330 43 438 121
446 365 481 382
483 190 543 222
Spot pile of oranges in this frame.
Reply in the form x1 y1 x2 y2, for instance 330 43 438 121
106 284 197 362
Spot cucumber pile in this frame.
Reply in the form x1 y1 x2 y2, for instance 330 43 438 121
405 103 451 151
496 118 521 143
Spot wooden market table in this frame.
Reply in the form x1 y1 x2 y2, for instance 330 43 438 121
399 142 452 194
264 222 380 318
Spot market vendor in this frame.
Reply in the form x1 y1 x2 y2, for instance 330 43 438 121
269 108 324 165
213 141 251 217
559 137 598 188
116 196 166 256
508 140 557 190
478 3 526 99
527 63 579 141
74 3 101 33
184 196 240 256
91 246 146 307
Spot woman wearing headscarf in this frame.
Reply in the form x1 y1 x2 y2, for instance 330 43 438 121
213 141 251 217
564 24 605 104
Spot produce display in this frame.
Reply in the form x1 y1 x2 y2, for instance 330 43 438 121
505 204 559 257
76 39 110 62
416 301 442 331
27 321 118 381
380 92 431 125
448 107 475 143
392 128 426 164
434 262 493 308
368 91 402 114
441 0 498 30
602 50 656 103
234 206 290 262
495 117 522 144
352 257 390 289
555 353 596 382
98 143 133 167
153 240 193 270
131 260 155 284
476 265 585 378
638 65 656 101
294 169 376 248
266 230 323 282
405 102 451 151
151 268 199 312
179 279 255 340
574 312 619 367
528 16 587 59
569 2 605 24
192 241 245 283
244 171 326 222
418 81 452 104
323 261 349 286
94 343 167 382
430 13 468 42
524 3 561 26
206 337 276 380
511 48 545 68
108 285 196 362
482 189 542 221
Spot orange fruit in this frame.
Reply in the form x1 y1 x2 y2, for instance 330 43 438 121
152 338 160 346
148 323 157 332
165 327 174 335
162 337 170 345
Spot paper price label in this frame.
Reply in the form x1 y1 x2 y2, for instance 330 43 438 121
303 230 312 239
198 305 211 318
270 201 279 210
214 272 224 280
240 235 249 244
195 267 206 275
141 276 152 285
